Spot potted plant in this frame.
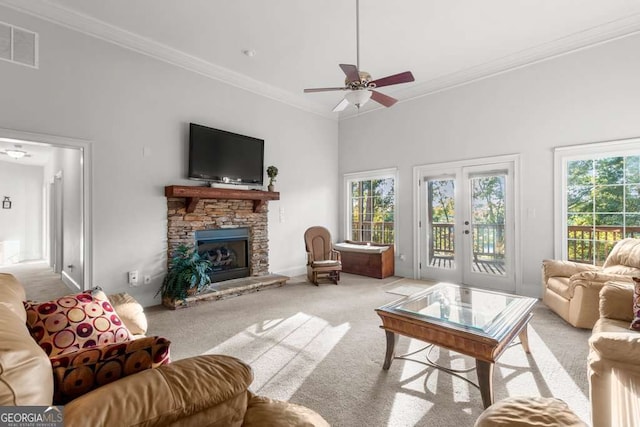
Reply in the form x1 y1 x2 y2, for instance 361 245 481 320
267 165 278 192
157 244 212 307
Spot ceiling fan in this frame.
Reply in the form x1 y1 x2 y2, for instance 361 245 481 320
303 0 415 112
0 144 32 159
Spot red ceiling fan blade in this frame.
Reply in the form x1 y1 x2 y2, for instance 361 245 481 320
304 87 347 93
370 71 415 88
339 64 361 84
370 90 397 108
332 98 350 112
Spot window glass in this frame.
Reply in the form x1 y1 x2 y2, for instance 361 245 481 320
346 173 396 245
563 153 640 265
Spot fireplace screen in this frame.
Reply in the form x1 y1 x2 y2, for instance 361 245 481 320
195 228 250 282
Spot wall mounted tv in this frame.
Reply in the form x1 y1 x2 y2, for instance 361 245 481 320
188 123 264 187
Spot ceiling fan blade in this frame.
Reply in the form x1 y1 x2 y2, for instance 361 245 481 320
304 87 347 93
332 98 350 112
370 90 397 108
339 64 361 83
370 71 415 88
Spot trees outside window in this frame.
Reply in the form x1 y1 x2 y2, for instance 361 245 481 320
556 140 640 265
346 169 397 245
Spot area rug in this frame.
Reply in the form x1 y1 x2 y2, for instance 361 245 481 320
383 278 435 296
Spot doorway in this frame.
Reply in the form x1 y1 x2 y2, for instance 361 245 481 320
0 127 92 291
414 155 520 293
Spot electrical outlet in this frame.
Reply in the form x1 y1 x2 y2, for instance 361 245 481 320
143 275 151 284
128 270 138 285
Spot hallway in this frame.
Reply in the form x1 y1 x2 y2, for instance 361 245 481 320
0 260 70 301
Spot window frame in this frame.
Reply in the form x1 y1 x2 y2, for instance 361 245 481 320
344 168 399 249
553 137 640 261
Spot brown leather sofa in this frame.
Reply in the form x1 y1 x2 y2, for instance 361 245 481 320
542 238 640 329
0 273 329 426
588 281 640 427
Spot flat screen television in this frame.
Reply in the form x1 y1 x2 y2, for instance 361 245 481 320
188 123 264 187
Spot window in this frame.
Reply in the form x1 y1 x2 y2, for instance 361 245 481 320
555 139 640 265
345 168 397 245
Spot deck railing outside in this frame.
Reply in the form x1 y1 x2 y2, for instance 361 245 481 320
430 223 505 262
567 225 640 265
353 221 640 265
351 221 395 244
430 224 640 265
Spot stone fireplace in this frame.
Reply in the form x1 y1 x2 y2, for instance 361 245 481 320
166 196 270 280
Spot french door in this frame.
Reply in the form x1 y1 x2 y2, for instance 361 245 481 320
417 158 518 293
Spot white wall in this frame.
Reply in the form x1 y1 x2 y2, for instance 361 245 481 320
0 6 338 306
339 33 640 297
0 161 43 263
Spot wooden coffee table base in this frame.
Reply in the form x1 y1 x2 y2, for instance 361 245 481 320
381 322 531 409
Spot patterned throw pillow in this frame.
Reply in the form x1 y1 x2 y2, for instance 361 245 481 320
24 291 132 357
632 278 640 331
51 336 171 404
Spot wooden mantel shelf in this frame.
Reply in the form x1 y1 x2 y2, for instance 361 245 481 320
165 185 280 213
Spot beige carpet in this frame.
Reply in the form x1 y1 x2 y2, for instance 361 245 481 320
0 260 71 301
145 274 592 427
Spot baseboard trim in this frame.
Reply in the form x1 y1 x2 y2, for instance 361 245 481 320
275 266 306 278
61 270 81 292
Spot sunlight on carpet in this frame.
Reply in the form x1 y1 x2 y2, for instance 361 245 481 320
203 312 350 400
386 339 476 425
384 323 590 426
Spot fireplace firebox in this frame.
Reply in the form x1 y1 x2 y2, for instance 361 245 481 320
195 228 250 282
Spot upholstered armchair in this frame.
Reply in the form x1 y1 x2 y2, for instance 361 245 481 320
304 226 341 285
542 238 640 329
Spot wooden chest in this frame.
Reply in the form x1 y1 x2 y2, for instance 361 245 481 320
335 242 395 279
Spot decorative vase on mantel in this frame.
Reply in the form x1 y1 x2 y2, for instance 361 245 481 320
266 165 278 192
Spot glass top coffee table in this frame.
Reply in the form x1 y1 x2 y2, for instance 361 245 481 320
375 282 537 409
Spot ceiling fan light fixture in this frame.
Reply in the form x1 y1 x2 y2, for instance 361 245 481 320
345 89 372 108
6 149 26 159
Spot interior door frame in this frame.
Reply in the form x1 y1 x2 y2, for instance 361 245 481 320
51 171 63 273
413 154 522 294
0 127 93 291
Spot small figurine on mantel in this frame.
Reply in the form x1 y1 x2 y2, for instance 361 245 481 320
267 165 278 192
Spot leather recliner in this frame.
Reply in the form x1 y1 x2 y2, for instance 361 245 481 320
542 238 640 329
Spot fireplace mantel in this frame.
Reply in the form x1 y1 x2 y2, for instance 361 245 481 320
165 185 279 213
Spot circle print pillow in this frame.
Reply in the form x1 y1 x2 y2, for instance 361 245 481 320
24 290 132 357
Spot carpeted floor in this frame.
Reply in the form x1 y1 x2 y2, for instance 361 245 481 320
8 265 592 426
0 260 70 301
144 274 592 427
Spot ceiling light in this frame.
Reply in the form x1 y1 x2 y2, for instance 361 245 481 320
6 149 27 159
345 89 372 108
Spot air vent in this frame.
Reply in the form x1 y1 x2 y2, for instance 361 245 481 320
0 21 38 68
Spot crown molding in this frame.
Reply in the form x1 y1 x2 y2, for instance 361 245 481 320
340 12 640 120
0 0 336 121
3 1 639 122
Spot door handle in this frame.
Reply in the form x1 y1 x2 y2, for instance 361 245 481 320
464 221 470 225
464 230 470 234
